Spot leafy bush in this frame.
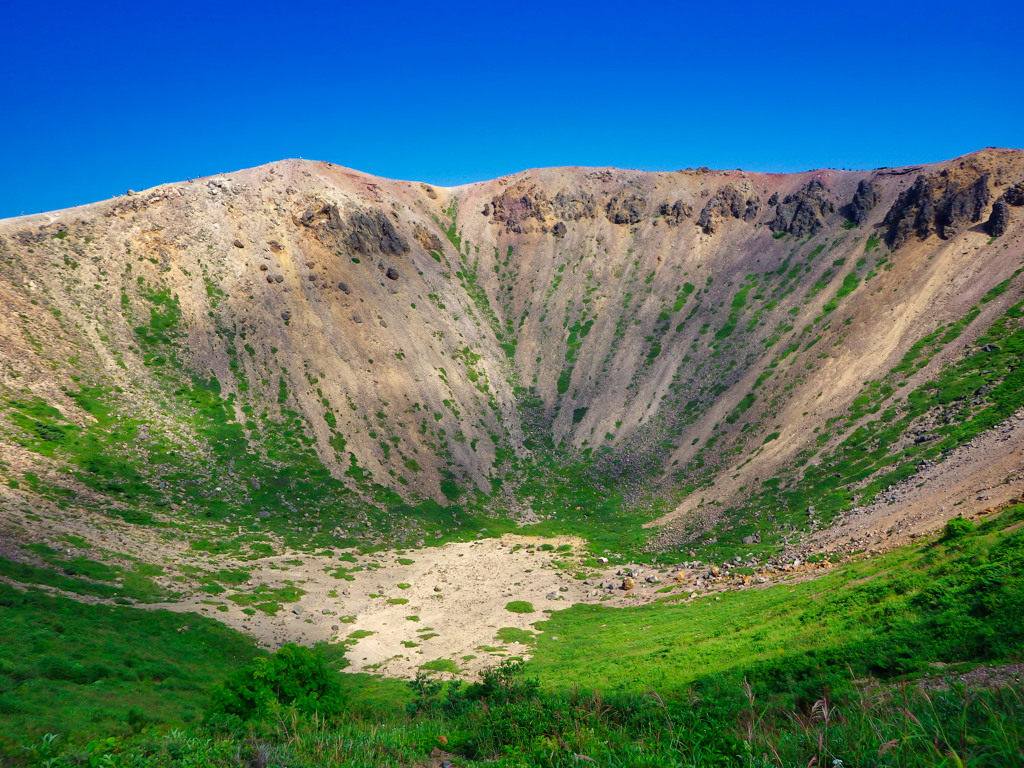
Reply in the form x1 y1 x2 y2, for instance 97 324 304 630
943 516 973 540
206 644 344 723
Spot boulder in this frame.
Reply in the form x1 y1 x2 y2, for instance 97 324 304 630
621 576 635 591
986 199 1010 237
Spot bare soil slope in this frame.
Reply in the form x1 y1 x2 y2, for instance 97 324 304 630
2 149 1024 558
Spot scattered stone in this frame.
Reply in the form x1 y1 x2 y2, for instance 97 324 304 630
280 310 291 321
233 239 245 248
621 576 635 591
353 315 363 323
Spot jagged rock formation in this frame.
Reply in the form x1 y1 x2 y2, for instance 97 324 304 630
987 181 1024 238
695 185 759 234
882 168 991 248
987 200 1010 237
657 200 692 226
847 179 878 225
605 191 646 225
769 179 835 237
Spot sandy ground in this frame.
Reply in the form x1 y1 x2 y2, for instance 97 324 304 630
154 534 688 680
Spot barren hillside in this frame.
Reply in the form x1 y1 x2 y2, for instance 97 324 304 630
2 148 1024 558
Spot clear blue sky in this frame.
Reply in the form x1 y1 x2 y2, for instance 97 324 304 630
3 0 1022 219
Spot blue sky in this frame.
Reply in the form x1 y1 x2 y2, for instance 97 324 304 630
2 0 1021 218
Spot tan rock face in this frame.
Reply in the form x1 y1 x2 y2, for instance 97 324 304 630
1 149 1023 548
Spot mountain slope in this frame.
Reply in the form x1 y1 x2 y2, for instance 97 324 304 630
2 148 1024 556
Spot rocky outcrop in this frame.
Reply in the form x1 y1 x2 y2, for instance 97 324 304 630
489 186 549 233
658 200 693 226
344 210 409 255
605 191 646 225
553 190 597 221
696 185 759 234
487 185 595 234
986 200 1010 237
413 223 443 253
986 182 1024 237
1004 182 1024 207
882 172 991 248
297 202 409 255
769 179 835 237
847 179 879 225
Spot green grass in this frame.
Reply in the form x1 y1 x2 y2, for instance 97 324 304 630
528 506 1024 695
504 601 535 614
3 508 1024 767
495 627 536 645
0 582 256 749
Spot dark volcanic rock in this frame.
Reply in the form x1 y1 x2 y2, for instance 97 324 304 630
986 199 1010 237
1004 182 1024 207
848 179 879 225
298 202 409 256
605 191 646 225
743 196 761 222
882 171 990 248
697 185 759 234
658 200 693 226
551 221 567 238
769 179 836 238
344 210 410 255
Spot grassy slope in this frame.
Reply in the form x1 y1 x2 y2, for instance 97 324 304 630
1 506 1021 766
528 505 1024 700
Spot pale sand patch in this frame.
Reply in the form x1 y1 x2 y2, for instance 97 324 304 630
156 534 680 680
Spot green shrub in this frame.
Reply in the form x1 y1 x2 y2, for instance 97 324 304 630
943 516 973 540
205 644 344 723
